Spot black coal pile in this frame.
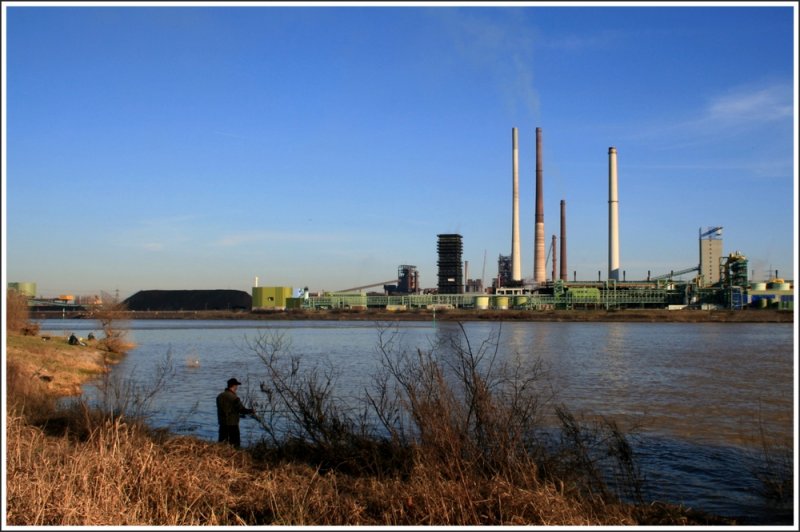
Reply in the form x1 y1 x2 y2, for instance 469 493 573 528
124 290 252 311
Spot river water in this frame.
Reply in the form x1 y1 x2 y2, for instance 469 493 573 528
39 318 795 524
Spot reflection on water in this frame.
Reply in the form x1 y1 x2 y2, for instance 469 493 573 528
39 318 794 524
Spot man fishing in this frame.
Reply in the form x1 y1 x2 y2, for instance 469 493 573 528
216 377 254 449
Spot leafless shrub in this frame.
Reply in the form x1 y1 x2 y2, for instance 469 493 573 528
749 411 793 504
92 293 131 354
93 350 176 422
242 322 657 520
368 322 551 483
245 331 395 476
544 405 645 505
6 288 39 335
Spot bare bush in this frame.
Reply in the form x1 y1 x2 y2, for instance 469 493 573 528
92 293 131 354
247 331 351 445
245 331 397 476
6 288 39 335
369 322 551 482
542 405 645 505
92 350 176 421
749 413 793 505
247 321 647 512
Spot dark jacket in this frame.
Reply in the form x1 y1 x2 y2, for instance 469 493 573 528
216 388 251 426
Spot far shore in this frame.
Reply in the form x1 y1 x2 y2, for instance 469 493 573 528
31 307 794 323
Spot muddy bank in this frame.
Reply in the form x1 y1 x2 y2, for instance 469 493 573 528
33 308 794 323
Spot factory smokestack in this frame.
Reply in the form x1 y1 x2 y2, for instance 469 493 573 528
511 127 522 282
560 199 567 281
608 147 620 281
551 235 557 282
534 127 546 283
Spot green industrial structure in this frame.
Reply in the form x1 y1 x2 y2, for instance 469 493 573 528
252 286 294 310
7 282 37 298
252 247 791 313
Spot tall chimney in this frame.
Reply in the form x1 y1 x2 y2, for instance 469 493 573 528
551 235 557 282
511 127 522 282
560 199 567 281
608 147 620 281
534 127 546 283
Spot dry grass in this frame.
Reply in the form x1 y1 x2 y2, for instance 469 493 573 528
6 407 737 526
6 335 120 397
6 413 250 525
6 410 645 526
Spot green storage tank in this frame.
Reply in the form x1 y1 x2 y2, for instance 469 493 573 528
8 282 37 298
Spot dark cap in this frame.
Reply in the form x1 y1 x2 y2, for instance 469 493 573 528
227 378 242 387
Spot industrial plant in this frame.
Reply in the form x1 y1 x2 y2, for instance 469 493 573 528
248 127 794 313
9 126 794 315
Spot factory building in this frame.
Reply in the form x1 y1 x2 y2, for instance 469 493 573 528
496 254 513 290
700 227 723 287
397 265 420 294
437 234 463 294
252 286 293 311
465 278 484 293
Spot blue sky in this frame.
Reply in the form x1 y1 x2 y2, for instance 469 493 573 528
3 2 797 299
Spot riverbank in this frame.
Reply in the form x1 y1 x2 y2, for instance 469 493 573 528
5 334 125 397
5 331 740 526
32 307 795 323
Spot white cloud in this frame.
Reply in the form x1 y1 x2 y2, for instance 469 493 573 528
624 80 794 148
703 83 793 127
